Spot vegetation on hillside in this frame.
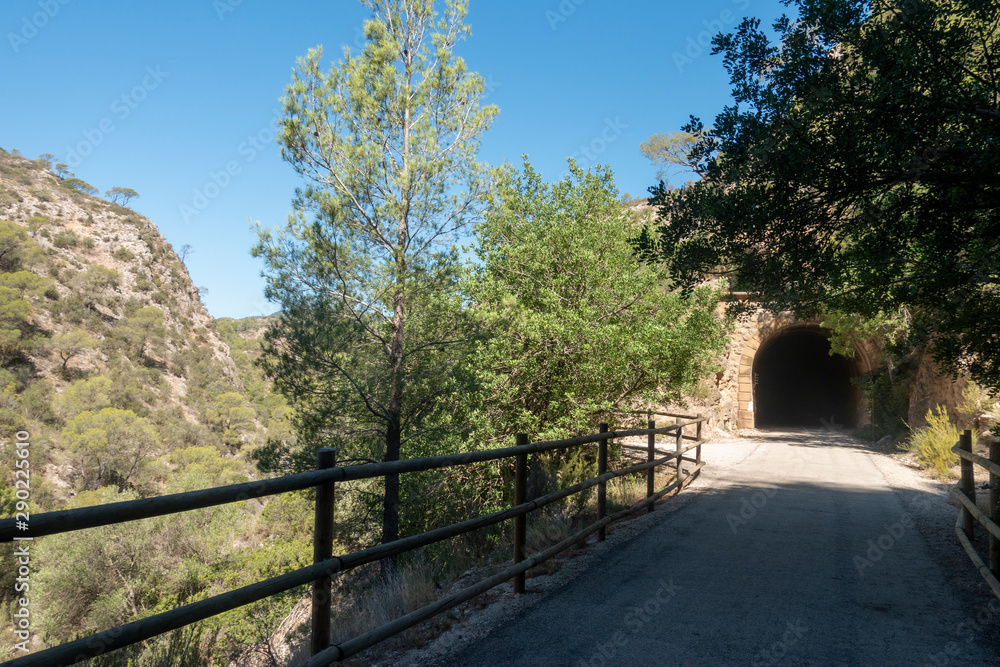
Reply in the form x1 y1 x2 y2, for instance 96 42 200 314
0 147 306 663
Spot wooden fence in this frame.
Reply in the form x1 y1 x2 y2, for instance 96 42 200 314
0 413 707 666
952 430 1000 600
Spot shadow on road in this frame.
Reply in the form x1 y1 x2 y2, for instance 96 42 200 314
432 431 1000 667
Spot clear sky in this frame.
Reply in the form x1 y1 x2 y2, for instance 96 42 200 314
0 0 791 319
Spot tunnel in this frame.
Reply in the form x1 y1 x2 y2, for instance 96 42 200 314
752 328 858 429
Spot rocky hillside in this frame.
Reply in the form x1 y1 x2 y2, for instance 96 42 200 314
0 146 291 503
0 147 312 663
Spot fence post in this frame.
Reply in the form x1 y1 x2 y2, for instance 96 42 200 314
598 422 608 542
991 440 999 578
960 430 975 540
311 448 336 656
675 419 685 490
695 420 703 466
647 419 656 514
514 433 528 595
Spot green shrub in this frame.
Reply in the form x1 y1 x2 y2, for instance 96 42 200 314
856 366 910 440
52 231 79 248
957 382 999 434
54 377 113 419
60 178 98 196
28 188 51 201
908 405 961 478
112 247 134 262
19 380 55 423
62 408 160 490
0 186 22 208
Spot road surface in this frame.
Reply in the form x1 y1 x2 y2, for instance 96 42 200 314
435 429 1000 666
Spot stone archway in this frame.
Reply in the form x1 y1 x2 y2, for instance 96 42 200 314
733 316 876 429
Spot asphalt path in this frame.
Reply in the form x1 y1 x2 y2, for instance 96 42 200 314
437 429 1000 666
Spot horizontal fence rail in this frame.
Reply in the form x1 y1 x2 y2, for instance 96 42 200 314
4 417 708 666
0 421 701 542
952 430 1000 601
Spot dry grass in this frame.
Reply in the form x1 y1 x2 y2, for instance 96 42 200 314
907 405 963 478
608 475 649 511
331 565 438 649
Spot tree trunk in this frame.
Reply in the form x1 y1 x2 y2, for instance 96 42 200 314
381 281 406 579
381 412 401 579
381 42 412 580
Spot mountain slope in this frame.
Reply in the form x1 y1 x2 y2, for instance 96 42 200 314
0 147 310 662
0 146 287 499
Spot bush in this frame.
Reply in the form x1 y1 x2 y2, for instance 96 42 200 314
33 486 242 658
957 381 999 435
19 380 55 423
908 405 961 478
0 186 22 208
857 366 910 440
112 247 134 262
62 407 160 490
52 231 80 248
54 376 113 419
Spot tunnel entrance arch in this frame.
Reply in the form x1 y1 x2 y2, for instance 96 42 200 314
736 321 873 429
752 328 857 428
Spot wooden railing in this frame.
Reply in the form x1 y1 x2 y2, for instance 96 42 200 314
1 414 707 666
952 429 1000 600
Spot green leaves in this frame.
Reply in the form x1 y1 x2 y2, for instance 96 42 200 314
656 0 1000 389
467 159 728 443
62 407 160 490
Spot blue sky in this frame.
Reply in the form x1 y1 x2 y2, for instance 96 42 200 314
0 0 791 319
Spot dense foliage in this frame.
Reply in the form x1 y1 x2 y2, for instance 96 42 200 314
467 159 728 444
651 0 1000 390
0 148 304 663
254 0 497 557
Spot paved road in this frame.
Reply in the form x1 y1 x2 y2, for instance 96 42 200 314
439 430 1000 666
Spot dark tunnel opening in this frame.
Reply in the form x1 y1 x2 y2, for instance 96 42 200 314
753 329 858 429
